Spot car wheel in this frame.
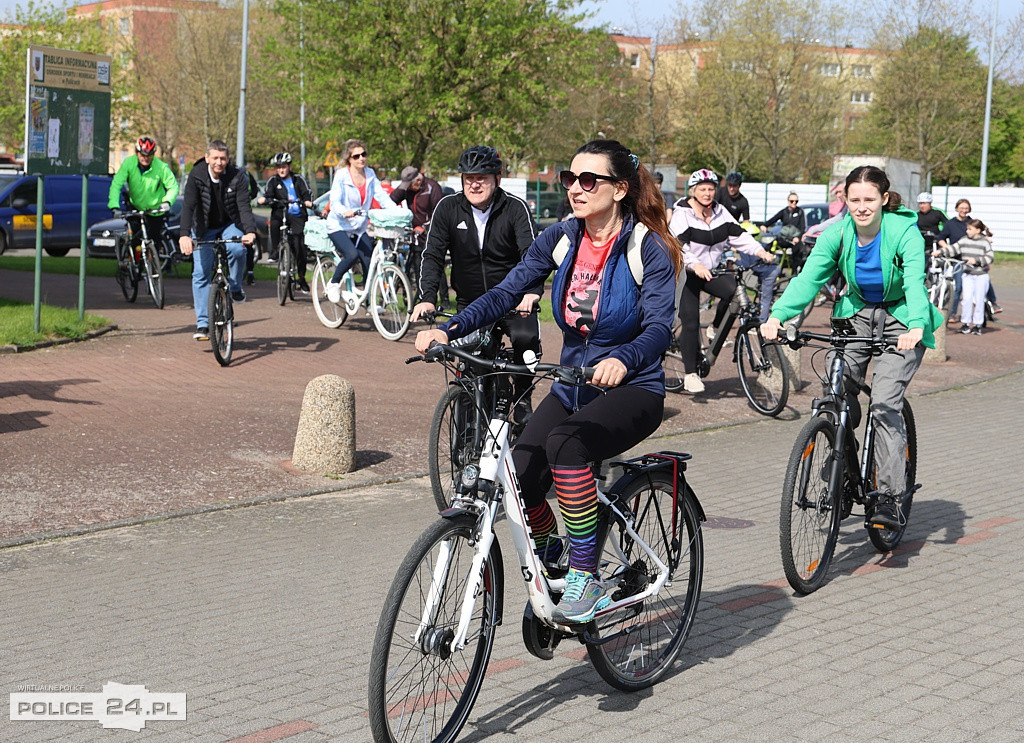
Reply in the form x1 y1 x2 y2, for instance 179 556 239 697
542 208 551 218
0 230 7 255
44 246 71 257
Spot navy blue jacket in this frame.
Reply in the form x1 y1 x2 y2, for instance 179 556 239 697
441 215 677 410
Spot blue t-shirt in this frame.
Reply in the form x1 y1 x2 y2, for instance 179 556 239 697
855 230 885 303
283 177 301 216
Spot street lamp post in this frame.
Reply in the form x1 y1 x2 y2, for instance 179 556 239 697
979 0 997 187
236 0 250 168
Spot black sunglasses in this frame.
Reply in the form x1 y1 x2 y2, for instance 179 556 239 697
559 170 620 192
350 151 367 159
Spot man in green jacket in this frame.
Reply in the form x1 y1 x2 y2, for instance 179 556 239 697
108 136 179 258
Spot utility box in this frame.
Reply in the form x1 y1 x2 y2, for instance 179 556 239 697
831 155 922 202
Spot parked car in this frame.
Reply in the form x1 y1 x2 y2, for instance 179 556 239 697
527 190 567 220
0 174 113 256
87 196 269 259
801 203 830 230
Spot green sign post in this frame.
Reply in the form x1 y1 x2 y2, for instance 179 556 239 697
24 45 111 329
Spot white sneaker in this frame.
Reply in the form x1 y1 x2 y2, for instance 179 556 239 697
706 326 715 341
683 373 705 393
325 281 342 304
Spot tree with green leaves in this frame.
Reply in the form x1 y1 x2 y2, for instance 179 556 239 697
266 0 610 173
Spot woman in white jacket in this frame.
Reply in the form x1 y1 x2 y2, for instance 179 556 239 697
325 139 396 303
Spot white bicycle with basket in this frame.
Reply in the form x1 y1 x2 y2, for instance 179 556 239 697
305 207 416 341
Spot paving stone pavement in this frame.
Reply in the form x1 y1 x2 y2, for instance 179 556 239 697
2 370 1022 742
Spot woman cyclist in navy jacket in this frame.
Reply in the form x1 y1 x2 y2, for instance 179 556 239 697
416 139 681 625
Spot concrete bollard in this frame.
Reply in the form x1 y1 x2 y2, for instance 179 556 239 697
924 313 948 364
780 343 805 391
292 374 356 474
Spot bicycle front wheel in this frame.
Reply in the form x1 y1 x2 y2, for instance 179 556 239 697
368 515 503 743
312 258 347 328
276 242 291 306
371 264 413 341
736 332 789 417
780 416 841 594
209 282 234 366
587 471 704 691
868 401 917 552
663 338 686 393
116 243 139 303
428 386 478 512
142 240 164 309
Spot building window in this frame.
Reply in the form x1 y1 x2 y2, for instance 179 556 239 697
630 53 640 68
852 64 872 78
119 17 130 35
850 90 873 104
729 60 754 74
819 63 840 77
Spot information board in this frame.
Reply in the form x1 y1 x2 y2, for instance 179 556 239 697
25 45 112 175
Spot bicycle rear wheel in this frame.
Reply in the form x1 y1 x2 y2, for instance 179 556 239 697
587 471 704 691
142 240 164 309
780 416 841 594
209 282 234 366
867 401 917 552
428 387 479 512
276 241 291 306
368 515 503 743
736 331 789 417
663 338 686 393
312 258 348 328
371 264 413 341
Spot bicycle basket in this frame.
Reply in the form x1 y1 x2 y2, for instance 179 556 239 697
368 207 413 239
303 218 334 253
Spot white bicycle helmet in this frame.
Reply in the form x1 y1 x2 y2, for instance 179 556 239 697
916 192 933 203
271 152 292 166
687 168 719 189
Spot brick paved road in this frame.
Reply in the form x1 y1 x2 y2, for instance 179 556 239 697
2 265 1022 544
2 370 1022 741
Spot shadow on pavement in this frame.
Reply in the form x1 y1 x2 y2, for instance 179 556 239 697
225 336 341 366
459 584 795 741
0 378 99 404
0 410 52 434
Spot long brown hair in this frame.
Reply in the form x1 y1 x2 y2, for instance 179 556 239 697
572 139 682 274
966 218 992 237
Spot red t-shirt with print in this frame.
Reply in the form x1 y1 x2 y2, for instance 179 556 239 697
563 229 619 336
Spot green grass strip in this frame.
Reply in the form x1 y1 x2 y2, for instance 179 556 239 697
0 297 111 348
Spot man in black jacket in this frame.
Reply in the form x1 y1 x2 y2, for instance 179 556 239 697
716 171 749 222
179 140 258 340
411 145 541 423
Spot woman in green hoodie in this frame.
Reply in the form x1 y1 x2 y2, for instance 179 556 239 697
761 165 942 531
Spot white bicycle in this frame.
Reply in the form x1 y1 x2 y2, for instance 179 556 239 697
926 254 963 317
368 344 706 743
310 213 414 341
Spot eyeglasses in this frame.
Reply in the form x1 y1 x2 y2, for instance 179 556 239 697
350 151 367 159
559 170 620 192
788 199 798 204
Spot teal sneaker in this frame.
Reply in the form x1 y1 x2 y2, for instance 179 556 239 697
552 568 610 624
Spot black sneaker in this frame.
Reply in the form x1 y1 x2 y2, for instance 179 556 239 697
971 327 982 336
297 279 310 294
231 290 246 303
193 327 209 341
246 271 255 286
870 491 902 529
958 325 972 335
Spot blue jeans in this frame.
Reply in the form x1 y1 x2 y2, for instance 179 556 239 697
950 262 964 315
329 230 374 285
191 224 246 329
737 253 781 322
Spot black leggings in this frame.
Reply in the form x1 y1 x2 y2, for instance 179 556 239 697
511 385 664 510
678 272 737 373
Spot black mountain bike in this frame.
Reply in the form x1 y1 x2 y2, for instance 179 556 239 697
778 319 919 595
664 262 790 416
201 238 244 366
263 198 306 305
115 208 169 309
426 309 535 511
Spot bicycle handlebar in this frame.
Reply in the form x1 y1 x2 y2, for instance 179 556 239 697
194 238 245 246
782 324 900 352
122 207 170 217
407 343 595 387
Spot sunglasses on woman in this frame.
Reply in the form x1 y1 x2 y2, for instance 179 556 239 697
559 170 620 192
350 151 367 159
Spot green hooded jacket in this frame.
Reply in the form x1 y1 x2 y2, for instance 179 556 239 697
107 155 179 211
769 206 943 348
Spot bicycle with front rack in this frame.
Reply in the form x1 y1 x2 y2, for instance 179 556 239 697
309 210 414 341
368 344 706 743
424 308 538 511
199 237 245 366
777 319 919 595
114 207 170 309
664 261 790 417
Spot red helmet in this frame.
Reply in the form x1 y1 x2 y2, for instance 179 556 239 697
135 136 157 156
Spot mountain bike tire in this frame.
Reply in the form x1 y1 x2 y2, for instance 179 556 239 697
142 240 164 309
736 332 789 417
276 241 291 306
209 282 233 366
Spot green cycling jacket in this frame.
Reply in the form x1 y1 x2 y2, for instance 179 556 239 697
107 155 179 211
769 206 943 349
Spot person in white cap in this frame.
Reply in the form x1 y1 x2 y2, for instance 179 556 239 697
915 192 946 254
